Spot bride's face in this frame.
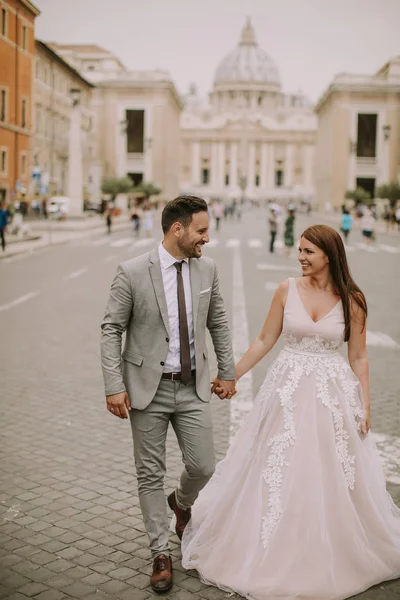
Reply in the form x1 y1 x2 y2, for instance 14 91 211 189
298 237 329 275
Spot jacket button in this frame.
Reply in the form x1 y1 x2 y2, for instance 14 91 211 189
166 338 169 342
160 361 165 366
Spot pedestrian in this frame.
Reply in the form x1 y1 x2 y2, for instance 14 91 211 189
131 208 141 237
396 205 400 232
340 207 353 243
105 208 112 234
182 224 400 600
100 195 236 593
284 208 295 256
0 200 8 252
361 208 375 245
212 201 224 232
142 204 154 238
268 208 278 253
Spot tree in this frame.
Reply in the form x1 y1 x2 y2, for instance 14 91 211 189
376 182 400 209
133 182 161 201
345 187 371 206
101 176 133 201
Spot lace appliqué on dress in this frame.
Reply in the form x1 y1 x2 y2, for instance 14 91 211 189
260 335 362 549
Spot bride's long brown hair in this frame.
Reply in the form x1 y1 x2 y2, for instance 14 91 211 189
301 224 367 342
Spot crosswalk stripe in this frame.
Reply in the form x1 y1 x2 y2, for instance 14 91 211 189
248 239 262 248
91 238 111 247
110 238 133 248
257 263 298 272
133 238 155 248
378 244 400 254
206 239 220 248
355 242 379 253
366 331 399 349
226 239 241 248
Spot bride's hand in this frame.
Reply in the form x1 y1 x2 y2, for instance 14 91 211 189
361 411 371 436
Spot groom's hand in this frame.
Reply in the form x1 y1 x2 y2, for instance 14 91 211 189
106 391 131 419
211 378 236 400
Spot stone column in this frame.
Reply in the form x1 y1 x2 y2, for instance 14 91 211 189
191 141 201 186
304 145 314 189
144 108 152 182
260 142 268 190
268 144 275 191
218 142 225 191
247 142 256 193
285 144 293 188
67 101 83 217
230 142 238 190
210 142 219 191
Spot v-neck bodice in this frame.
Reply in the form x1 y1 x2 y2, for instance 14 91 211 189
283 278 345 354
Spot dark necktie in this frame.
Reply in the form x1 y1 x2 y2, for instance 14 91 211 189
174 262 191 385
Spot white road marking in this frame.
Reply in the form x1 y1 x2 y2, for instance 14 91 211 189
366 331 399 349
372 433 400 485
206 239 220 248
248 239 262 248
257 263 298 272
104 255 118 263
91 238 111 247
378 244 400 254
133 238 155 248
355 242 379 253
64 267 88 281
230 245 253 442
226 239 241 248
265 281 279 292
0 290 40 313
110 238 133 248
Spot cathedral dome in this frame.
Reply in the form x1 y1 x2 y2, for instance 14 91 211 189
214 19 280 87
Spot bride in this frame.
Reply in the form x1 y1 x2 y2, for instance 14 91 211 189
181 224 400 600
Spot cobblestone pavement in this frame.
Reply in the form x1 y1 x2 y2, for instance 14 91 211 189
1 208 399 599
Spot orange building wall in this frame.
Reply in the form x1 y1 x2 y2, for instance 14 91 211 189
0 0 38 201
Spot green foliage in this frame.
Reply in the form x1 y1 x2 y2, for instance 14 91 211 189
376 182 400 208
101 177 133 197
133 182 161 199
345 187 371 205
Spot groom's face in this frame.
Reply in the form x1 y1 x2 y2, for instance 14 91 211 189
178 210 210 258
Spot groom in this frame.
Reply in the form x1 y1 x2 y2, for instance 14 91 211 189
100 196 236 592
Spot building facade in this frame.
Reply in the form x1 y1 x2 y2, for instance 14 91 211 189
0 0 39 202
50 44 183 202
180 19 317 203
32 41 95 200
315 57 400 208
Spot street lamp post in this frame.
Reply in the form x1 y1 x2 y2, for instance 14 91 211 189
67 88 84 217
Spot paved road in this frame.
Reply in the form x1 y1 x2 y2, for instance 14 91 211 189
1 208 400 600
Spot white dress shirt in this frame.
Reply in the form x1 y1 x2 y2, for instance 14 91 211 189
158 243 196 372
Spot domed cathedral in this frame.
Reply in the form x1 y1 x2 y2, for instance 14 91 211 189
179 18 317 203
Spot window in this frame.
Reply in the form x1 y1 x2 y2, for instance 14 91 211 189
356 114 377 158
35 106 41 133
21 98 27 128
126 109 144 153
0 89 6 122
1 8 6 36
255 175 260 187
225 174 229 186
21 153 26 178
36 59 40 79
275 170 284 187
202 168 209 185
1 149 6 174
22 25 27 50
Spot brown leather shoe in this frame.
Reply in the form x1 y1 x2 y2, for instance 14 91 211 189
150 554 173 593
167 491 191 540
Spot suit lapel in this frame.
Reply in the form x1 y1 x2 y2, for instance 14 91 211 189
189 258 201 327
149 250 170 335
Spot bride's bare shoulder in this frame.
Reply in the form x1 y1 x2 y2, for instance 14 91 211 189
276 279 290 306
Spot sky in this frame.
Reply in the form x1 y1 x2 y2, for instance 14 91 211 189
33 0 400 103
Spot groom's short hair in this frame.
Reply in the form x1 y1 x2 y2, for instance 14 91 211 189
162 195 208 233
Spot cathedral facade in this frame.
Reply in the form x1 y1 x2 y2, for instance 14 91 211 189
179 19 317 203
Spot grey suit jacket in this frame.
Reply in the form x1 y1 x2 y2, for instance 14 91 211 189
100 248 235 410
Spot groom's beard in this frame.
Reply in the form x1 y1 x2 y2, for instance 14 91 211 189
177 237 204 259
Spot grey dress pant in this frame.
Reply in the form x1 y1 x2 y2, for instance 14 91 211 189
129 378 215 557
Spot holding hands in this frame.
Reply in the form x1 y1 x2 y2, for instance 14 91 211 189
211 377 237 400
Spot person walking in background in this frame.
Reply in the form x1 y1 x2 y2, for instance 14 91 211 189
268 208 278 253
284 208 295 256
340 207 353 244
361 208 375 245
212 201 224 232
0 201 8 252
142 204 154 238
105 207 112 234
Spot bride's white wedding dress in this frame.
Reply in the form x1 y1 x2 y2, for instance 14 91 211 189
181 277 400 600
